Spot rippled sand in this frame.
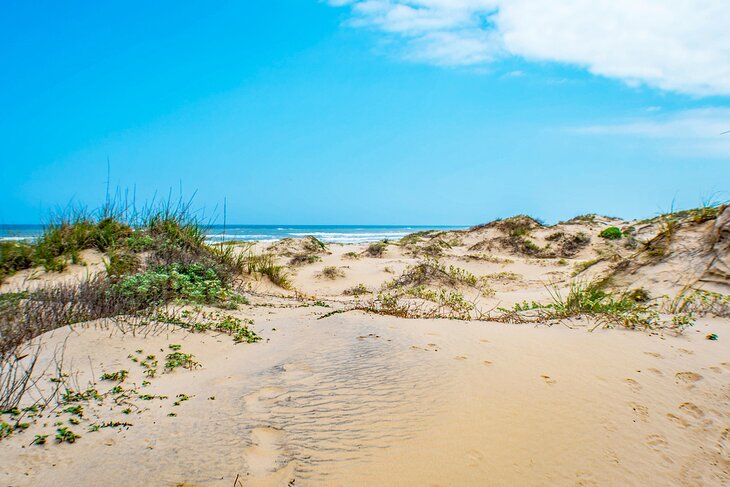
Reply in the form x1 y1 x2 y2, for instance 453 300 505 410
1 307 728 486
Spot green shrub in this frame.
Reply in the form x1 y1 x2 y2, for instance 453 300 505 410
126 231 154 252
111 263 227 306
0 242 34 281
105 250 139 280
599 227 622 240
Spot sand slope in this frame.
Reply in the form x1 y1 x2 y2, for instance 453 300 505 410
0 309 728 486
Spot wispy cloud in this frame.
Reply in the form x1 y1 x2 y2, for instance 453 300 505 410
572 108 730 157
328 1 730 96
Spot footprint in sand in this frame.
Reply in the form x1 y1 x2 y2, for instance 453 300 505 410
647 368 663 376
466 449 485 467
623 378 642 392
454 355 468 361
603 449 620 465
479 339 490 344
666 413 690 428
645 434 669 452
708 366 723 374
679 402 705 419
483 360 493 366
541 375 556 385
630 402 649 421
644 352 663 359
718 428 730 458
575 470 599 486
244 387 287 413
677 348 694 356
675 372 703 383
243 426 287 476
357 334 380 340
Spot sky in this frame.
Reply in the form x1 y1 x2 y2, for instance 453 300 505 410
2 0 729 225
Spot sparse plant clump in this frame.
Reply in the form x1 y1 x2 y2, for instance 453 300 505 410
498 215 543 237
667 288 730 317
343 251 360 260
242 252 291 289
357 287 477 320
399 231 436 246
546 232 564 241
100 370 128 382
564 214 597 225
55 426 80 444
464 254 514 264
364 241 388 258
689 204 723 223
572 258 602 276
154 312 261 344
484 272 521 282
599 227 622 240
32 434 48 445
216 315 261 343
164 352 200 371
404 287 475 319
626 288 651 303
387 260 478 290
343 283 369 296
320 266 345 280
498 279 694 332
289 254 322 266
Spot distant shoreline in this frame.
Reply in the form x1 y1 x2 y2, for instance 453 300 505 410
0 224 466 244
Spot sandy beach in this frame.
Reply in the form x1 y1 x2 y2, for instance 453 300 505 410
1 208 728 486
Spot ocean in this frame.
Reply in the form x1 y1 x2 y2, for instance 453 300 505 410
0 224 465 245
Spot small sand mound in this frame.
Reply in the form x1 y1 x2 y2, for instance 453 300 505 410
267 236 329 257
468 215 543 234
388 261 478 290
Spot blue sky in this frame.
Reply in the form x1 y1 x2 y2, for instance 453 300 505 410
2 0 729 225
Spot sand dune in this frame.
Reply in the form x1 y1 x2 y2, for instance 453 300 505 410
1 208 729 486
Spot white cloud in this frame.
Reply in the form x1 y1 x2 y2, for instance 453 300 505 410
572 108 730 156
328 0 730 96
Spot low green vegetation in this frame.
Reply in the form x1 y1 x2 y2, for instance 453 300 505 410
668 288 730 317
164 352 199 371
100 370 128 382
599 227 622 240
241 252 291 289
111 263 228 306
387 260 480 290
499 280 693 332
55 426 81 444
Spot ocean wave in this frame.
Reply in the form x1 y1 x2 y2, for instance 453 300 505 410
0 236 35 242
289 232 409 238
